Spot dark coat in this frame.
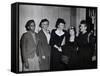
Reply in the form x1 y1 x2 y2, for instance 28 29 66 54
20 31 39 63
37 30 51 70
77 32 92 68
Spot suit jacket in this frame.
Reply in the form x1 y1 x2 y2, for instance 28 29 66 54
37 30 51 58
20 31 39 63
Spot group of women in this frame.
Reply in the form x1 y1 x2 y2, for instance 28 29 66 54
20 18 96 71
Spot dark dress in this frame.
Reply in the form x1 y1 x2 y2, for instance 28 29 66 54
50 29 66 70
77 32 91 68
62 34 78 69
88 32 97 68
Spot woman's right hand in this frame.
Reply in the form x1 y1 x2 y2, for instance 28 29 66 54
42 56 46 59
24 61 29 69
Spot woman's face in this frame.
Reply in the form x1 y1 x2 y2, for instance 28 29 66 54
69 29 75 36
29 22 35 32
58 23 65 30
80 24 87 32
41 21 49 30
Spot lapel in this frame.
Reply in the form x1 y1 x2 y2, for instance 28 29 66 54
40 30 48 44
28 31 37 45
34 33 39 45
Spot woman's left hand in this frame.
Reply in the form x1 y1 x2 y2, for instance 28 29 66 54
58 47 62 52
92 56 96 61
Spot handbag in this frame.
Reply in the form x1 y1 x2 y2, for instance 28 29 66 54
61 36 69 64
61 55 69 64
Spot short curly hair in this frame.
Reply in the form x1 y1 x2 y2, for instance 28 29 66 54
39 19 49 28
79 20 88 32
25 20 35 31
80 20 87 27
55 18 66 28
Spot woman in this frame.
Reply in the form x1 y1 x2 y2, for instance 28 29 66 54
77 20 91 68
50 18 66 70
37 19 51 70
20 20 40 71
62 26 78 69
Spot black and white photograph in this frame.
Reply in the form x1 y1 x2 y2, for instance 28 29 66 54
11 2 97 73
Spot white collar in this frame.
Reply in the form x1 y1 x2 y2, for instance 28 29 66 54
42 29 50 44
55 29 64 36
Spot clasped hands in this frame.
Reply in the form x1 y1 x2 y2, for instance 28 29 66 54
54 45 62 52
